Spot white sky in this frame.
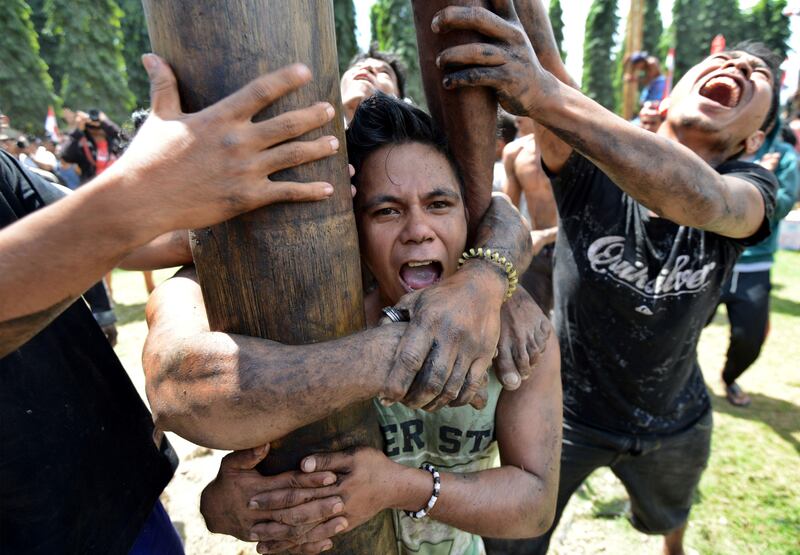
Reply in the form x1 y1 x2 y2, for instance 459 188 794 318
354 0 800 90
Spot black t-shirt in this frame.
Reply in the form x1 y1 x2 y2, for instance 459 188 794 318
550 153 777 436
0 152 177 554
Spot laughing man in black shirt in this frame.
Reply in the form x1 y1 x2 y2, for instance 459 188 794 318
432 1 779 554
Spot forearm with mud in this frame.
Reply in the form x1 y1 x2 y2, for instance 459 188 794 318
470 195 534 273
145 322 404 450
530 77 754 232
514 0 577 88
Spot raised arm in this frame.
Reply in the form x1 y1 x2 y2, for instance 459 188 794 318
0 56 340 357
434 1 772 238
143 266 406 450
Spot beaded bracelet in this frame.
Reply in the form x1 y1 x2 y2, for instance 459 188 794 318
458 247 519 301
405 463 441 520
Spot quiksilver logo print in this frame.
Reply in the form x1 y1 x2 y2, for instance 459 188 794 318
587 236 716 298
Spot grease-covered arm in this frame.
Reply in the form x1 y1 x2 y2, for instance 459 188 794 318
434 0 773 239
261 331 562 553
143 265 406 450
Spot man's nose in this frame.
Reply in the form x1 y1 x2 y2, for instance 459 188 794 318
723 57 753 79
400 212 435 244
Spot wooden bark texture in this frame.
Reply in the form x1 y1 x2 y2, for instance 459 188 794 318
142 2 397 552
411 0 498 233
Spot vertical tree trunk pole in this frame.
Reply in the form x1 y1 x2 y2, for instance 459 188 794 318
412 1 498 233
142 2 397 553
622 0 645 120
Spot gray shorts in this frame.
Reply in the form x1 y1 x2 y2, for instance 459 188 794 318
484 409 713 555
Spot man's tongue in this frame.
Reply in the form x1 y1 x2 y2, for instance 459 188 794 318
400 263 440 290
699 75 741 108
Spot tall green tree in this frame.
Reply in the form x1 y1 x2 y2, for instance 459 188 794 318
643 0 663 56
0 0 57 133
745 0 790 59
698 0 743 52
669 0 704 83
118 0 151 109
44 0 134 124
370 0 424 105
334 0 358 75
582 0 618 110
549 0 566 61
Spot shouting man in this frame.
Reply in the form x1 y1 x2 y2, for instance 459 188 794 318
430 1 779 554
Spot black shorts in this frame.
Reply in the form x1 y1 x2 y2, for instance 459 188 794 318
484 409 712 555
562 409 713 534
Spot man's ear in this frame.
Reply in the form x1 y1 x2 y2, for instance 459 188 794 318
743 129 766 156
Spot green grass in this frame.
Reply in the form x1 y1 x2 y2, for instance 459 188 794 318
111 253 800 554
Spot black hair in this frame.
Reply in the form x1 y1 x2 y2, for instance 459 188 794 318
131 108 150 133
730 41 782 132
780 124 796 147
348 45 407 99
496 110 517 144
346 92 464 197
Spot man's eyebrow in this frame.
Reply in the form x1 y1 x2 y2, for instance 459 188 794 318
423 188 461 201
361 194 401 210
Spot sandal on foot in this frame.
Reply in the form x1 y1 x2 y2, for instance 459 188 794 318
725 382 751 407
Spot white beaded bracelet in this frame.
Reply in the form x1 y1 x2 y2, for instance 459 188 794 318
406 463 441 519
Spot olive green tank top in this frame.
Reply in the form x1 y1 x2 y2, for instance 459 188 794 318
373 372 503 555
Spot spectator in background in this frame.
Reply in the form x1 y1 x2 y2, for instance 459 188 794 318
494 111 517 192
502 119 558 313
625 52 667 108
61 109 124 297
716 118 799 406
340 47 406 124
61 109 122 185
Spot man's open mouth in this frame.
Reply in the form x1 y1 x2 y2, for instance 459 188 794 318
698 74 742 108
399 260 443 292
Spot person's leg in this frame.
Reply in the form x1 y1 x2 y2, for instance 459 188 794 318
722 270 771 406
610 410 713 555
484 417 618 555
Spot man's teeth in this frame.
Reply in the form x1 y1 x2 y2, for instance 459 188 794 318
407 260 433 267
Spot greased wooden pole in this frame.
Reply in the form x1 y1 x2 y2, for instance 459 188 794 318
142 2 397 552
412 0 498 232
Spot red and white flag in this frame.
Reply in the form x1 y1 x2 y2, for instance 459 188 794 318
664 48 676 97
44 105 60 141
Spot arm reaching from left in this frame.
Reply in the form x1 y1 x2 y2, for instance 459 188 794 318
0 56 339 356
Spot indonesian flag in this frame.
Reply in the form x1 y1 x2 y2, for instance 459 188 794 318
711 34 726 54
664 48 675 98
44 106 60 141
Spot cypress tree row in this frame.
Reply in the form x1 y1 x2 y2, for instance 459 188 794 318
642 0 663 57
746 0 790 59
43 0 134 124
549 0 566 62
699 0 743 51
0 0 57 134
370 0 423 104
118 0 151 110
334 0 359 75
583 0 619 110
669 0 704 83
